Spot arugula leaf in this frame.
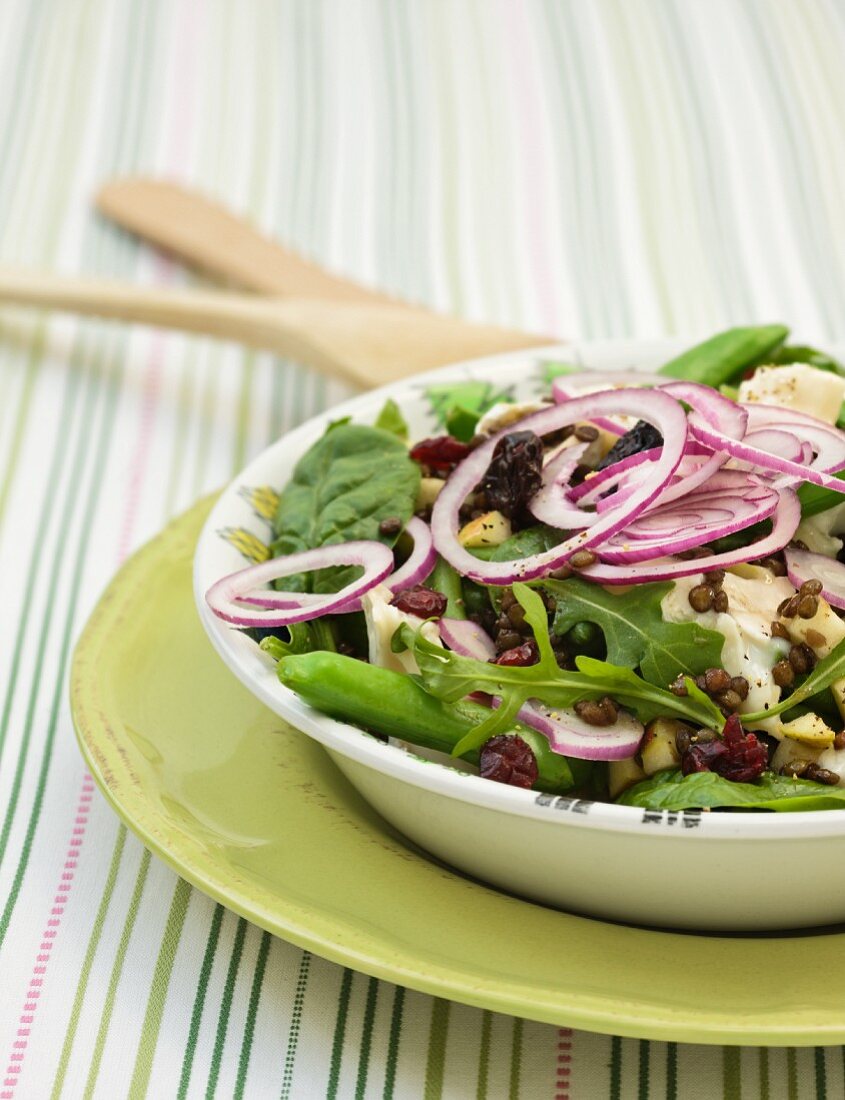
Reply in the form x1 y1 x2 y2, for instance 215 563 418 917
374 398 409 441
403 583 724 757
546 578 724 686
425 380 512 432
743 634 845 724
271 423 420 593
619 769 845 812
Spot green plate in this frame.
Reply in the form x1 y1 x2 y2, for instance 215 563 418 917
71 498 845 1045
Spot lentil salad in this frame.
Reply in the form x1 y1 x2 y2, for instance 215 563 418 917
206 326 845 812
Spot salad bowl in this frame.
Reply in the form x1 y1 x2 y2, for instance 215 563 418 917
194 337 845 932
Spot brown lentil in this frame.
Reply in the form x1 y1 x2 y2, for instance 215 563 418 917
574 424 599 443
702 570 726 587
797 594 820 619
688 584 715 613
548 564 572 580
778 595 800 619
730 676 750 700
771 659 795 688
788 643 817 675
499 589 516 611
570 549 598 568
770 620 790 640
804 763 840 786
717 689 743 712
713 590 730 613
675 727 693 755
759 556 788 576
506 603 527 630
834 730 845 751
574 696 618 726
669 674 689 697
780 760 810 778
703 667 732 694
806 628 827 649
801 579 823 597
378 516 402 537
496 630 522 652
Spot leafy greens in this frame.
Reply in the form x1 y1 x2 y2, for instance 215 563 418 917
271 423 420 593
400 583 725 757
619 768 845 812
546 577 725 687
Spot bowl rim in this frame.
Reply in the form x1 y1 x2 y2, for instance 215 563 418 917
194 337 845 841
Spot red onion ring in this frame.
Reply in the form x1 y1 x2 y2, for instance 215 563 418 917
206 541 394 626
431 389 689 584
575 489 801 584
785 547 845 611
439 617 497 660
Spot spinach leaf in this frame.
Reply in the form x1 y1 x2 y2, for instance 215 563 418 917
619 768 845 812
546 577 724 687
401 583 724 756
374 398 409 441
425 380 512 436
743 633 845 724
271 423 420 593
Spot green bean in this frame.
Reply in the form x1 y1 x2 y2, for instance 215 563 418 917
772 344 845 376
658 324 789 387
428 556 466 618
278 651 575 793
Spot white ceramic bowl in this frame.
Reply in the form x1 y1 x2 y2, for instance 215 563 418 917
194 338 845 931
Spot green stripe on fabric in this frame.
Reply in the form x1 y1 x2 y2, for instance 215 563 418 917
280 949 312 1100
205 915 248 1098
127 878 193 1100
476 1011 492 1099
233 930 272 1100
82 848 152 1100
177 904 224 1100
665 1042 677 1100
508 1017 523 1100
354 977 380 1100
814 1047 827 1099
723 1045 741 1100
638 1039 650 1100
49 826 128 1100
382 983 404 1100
758 1047 769 1100
610 1036 622 1100
326 968 354 1100
423 998 450 1100
787 1048 798 1100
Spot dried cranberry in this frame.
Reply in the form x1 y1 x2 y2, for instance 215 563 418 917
597 420 663 471
479 734 538 789
681 714 768 783
481 430 544 518
494 640 539 667
409 435 470 472
390 586 448 619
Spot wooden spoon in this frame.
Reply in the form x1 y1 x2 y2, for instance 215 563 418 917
0 267 554 388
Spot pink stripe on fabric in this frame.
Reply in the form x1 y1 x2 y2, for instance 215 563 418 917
1 4 202 1091
554 1027 572 1099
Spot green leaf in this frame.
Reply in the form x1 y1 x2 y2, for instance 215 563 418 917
425 380 512 429
540 361 580 384
797 472 845 518
658 325 789 387
490 525 565 563
546 577 725 686
271 423 420 593
374 398 409 441
444 404 480 443
743 633 845 724
619 769 845 812
404 583 724 757
772 344 845 376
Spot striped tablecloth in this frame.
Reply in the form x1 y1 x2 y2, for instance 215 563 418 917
2 2 845 1096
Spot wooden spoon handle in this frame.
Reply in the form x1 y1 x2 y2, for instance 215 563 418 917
96 177 404 307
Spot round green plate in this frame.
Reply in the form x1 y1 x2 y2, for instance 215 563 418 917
71 498 845 1045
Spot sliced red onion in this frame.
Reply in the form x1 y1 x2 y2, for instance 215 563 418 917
659 380 748 439
743 428 807 464
601 488 780 563
515 701 644 761
432 388 689 584
551 371 670 403
785 547 845 610
577 488 801 583
439 617 497 660
381 517 437 593
568 448 658 504
530 442 600 529
206 541 394 626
